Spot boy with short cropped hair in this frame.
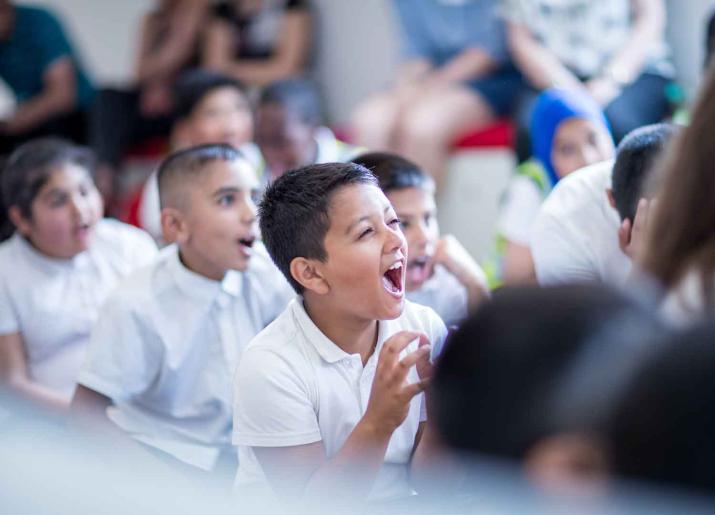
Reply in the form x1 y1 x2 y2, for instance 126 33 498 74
233 163 447 505
352 151 488 326
254 78 362 188
71 144 292 473
531 123 676 286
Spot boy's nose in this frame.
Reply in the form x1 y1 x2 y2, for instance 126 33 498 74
385 223 407 253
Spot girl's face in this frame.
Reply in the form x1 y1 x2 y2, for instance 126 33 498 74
551 118 614 179
18 163 103 259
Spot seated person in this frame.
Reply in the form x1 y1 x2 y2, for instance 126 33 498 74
426 284 662 498
352 0 522 188
504 0 673 160
353 151 488 327
90 0 211 174
0 2 94 154
531 123 676 287
202 0 312 88
0 138 156 413
487 88 614 286
233 163 447 506
71 145 292 473
255 78 362 189
138 70 256 241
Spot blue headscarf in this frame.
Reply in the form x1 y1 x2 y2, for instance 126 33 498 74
530 88 612 187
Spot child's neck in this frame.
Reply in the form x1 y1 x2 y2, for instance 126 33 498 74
303 294 378 366
178 248 227 282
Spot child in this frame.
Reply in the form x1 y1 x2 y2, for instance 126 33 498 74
532 123 675 287
138 69 257 240
254 78 362 188
488 88 614 286
233 163 447 505
0 138 156 412
352 151 488 327
71 144 293 473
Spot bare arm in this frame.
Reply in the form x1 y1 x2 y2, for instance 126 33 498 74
2 58 76 135
135 0 210 84
0 332 69 413
434 235 490 311
202 10 311 87
429 47 498 86
252 332 430 507
506 21 583 91
503 240 537 285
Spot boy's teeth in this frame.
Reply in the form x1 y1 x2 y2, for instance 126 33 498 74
388 262 402 271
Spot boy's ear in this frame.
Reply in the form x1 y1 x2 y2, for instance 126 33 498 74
160 207 189 244
8 205 31 236
290 257 330 295
606 188 617 210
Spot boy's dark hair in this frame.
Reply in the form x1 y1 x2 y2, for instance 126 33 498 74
607 322 715 494
157 143 243 209
1 137 96 220
174 69 248 121
432 285 662 462
706 10 715 68
351 152 434 193
259 78 322 126
612 123 677 222
259 162 378 293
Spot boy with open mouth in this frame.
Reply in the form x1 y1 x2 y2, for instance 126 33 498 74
233 162 447 507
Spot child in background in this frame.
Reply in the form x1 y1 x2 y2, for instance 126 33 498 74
138 69 257 240
255 78 362 189
487 88 614 286
0 138 156 412
233 163 446 506
71 145 292 474
352 151 488 327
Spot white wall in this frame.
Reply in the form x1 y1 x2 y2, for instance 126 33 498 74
18 0 715 121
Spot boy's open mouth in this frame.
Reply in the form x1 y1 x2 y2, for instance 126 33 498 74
238 236 255 248
382 260 404 297
406 256 431 286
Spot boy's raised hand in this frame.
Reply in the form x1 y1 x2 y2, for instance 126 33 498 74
434 235 489 309
364 331 431 436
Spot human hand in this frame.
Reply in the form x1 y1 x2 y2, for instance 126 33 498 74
585 77 621 107
618 198 652 260
139 81 173 117
364 331 431 436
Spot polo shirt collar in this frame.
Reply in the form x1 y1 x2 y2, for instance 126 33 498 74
291 298 390 364
167 245 243 304
14 232 90 273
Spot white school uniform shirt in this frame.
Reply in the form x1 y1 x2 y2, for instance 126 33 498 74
77 243 294 470
498 175 547 246
406 264 485 327
0 219 157 400
530 160 631 286
660 270 711 328
233 298 447 501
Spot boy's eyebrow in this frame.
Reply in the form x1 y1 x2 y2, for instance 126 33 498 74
212 186 241 196
345 206 391 235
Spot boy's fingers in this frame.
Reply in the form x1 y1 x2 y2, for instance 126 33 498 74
632 198 648 235
402 378 430 399
397 345 431 374
380 331 420 365
618 219 631 252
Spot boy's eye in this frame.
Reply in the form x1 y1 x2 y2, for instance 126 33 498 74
48 193 68 208
217 194 236 206
400 219 411 230
389 218 401 227
358 227 374 239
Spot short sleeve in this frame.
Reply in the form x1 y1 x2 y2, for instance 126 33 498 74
233 347 321 447
0 278 19 335
420 306 448 361
34 9 74 72
497 176 544 245
530 208 597 285
124 227 159 269
77 294 161 402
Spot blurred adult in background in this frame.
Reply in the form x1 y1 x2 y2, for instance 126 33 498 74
351 0 522 188
504 0 673 161
90 0 210 183
202 0 312 88
0 1 94 155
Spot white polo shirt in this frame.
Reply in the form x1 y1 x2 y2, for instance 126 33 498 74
77 243 293 470
0 219 157 400
233 298 447 501
530 161 631 286
406 265 479 327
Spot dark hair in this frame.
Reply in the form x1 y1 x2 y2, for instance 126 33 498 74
351 152 434 193
611 123 676 222
157 143 243 209
174 69 248 121
706 10 715 68
432 285 662 461
1 137 96 219
259 78 322 126
607 322 715 494
259 162 378 293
